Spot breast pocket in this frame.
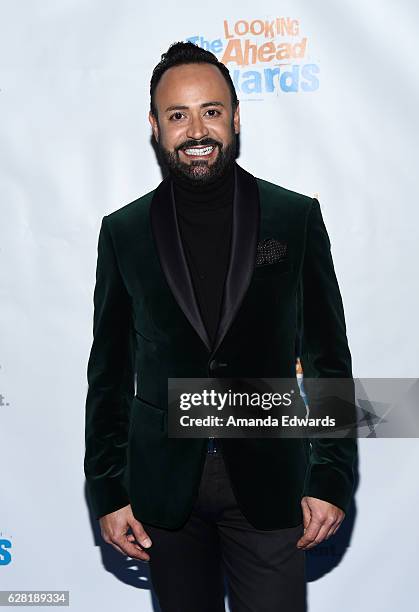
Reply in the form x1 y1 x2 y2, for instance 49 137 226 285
253 259 293 280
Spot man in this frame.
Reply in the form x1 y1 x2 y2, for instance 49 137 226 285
84 41 357 611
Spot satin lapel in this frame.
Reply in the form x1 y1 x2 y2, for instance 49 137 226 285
212 163 260 354
150 174 212 350
149 162 260 354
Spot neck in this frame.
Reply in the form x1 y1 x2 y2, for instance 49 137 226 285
171 161 236 210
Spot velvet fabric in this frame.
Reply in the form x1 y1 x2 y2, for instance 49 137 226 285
84 162 357 529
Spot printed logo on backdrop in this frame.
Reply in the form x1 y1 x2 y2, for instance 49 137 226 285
0 535 12 565
187 17 319 98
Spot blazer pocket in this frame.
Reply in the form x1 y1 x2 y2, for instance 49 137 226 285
253 259 293 279
134 328 154 342
131 395 166 431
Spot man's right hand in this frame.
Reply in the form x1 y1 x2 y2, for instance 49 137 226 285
99 504 152 561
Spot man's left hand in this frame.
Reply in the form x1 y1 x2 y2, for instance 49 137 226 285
296 496 345 549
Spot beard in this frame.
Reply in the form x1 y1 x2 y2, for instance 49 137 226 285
156 130 237 187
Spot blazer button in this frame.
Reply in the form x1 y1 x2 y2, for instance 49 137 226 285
209 359 218 371
209 359 228 371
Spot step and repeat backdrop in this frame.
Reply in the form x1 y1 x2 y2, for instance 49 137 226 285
1 1 418 610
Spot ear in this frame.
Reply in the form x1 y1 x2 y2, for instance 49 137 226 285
233 101 240 135
148 111 159 142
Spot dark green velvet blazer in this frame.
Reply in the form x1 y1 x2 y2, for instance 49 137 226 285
84 161 357 529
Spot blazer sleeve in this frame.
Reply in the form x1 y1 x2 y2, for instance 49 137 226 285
84 215 135 519
300 198 357 514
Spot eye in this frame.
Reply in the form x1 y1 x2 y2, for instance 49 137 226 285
169 111 185 121
205 109 221 117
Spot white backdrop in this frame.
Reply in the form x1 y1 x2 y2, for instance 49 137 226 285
1 1 418 610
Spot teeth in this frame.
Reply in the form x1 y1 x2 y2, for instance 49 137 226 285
183 146 214 156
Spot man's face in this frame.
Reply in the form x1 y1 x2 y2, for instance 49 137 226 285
149 62 240 184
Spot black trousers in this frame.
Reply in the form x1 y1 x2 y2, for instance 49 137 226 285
143 442 306 612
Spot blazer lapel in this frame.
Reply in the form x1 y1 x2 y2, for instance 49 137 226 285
212 163 260 354
149 161 260 354
150 173 212 350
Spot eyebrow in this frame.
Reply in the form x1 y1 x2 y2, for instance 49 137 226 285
164 101 226 112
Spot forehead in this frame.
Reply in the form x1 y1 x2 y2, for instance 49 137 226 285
154 62 231 107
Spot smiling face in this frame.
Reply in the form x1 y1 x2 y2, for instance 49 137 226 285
149 62 240 184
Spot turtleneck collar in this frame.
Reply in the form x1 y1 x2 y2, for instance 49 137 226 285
171 161 236 212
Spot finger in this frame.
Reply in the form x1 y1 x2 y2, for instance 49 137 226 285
121 535 151 558
297 516 323 548
324 519 340 540
301 523 331 549
130 520 153 550
126 533 146 551
126 534 151 555
112 536 151 561
306 512 341 547
121 540 151 561
329 520 343 538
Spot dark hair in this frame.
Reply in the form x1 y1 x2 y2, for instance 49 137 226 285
150 41 239 118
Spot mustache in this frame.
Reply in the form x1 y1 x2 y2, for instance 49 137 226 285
176 139 222 151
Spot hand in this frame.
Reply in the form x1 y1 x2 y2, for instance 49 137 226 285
296 496 344 550
99 503 152 561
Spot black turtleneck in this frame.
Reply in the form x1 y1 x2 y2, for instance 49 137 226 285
172 162 235 348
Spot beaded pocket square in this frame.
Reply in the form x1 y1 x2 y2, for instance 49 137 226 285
255 238 288 266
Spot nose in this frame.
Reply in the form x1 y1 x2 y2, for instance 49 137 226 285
186 112 209 140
